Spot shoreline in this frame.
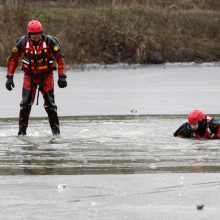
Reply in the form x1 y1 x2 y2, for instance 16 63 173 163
1 1 220 65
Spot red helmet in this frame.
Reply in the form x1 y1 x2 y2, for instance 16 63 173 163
188 109 206 123
27 20 43 33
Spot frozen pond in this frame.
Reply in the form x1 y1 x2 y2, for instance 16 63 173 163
1 116 220 175
1 64 220 219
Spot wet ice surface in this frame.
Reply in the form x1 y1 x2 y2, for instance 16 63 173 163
1 174 220 220
1 116 220 175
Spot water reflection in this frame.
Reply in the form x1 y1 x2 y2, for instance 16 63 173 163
0 116 220 174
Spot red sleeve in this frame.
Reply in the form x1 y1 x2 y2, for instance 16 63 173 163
7 38 25 77
216 126 220 138
54 54 66 77
49 36 66 77
7 53 20 77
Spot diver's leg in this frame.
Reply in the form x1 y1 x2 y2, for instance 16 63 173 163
43 74 60 135
18 75 36 135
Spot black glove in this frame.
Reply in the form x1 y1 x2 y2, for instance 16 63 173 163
174 123 193 138
5 76 15 91
58 74 67 88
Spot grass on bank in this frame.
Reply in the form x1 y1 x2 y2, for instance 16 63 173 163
0 1 219 65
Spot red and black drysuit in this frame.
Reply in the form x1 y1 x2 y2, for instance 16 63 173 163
7 34 66 135
173 116 220 139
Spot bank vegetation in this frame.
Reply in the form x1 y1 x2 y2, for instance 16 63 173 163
0 0 219 66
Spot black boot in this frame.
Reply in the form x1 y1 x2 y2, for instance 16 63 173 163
18 104 31 136
45 107 60 135
18 130 26 136
18 88 33 136
44 90 60 135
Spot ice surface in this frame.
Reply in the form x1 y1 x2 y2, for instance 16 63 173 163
0 174 220 220
0 63 220 118
1 64 220 219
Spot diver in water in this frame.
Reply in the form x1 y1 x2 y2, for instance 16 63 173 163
174 109 220 139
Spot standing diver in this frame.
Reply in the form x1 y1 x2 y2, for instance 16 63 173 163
5 20 67 135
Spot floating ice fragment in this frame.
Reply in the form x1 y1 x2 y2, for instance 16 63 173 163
58 184 66 189
179 176 184 185
130 109 138 113
197 204 204 210
150 163 157 169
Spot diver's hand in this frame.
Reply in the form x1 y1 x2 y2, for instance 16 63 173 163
6 76 15 91
58 74 67 88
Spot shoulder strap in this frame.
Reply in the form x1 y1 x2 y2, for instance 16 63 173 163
15 35 26 48
44 34 63 54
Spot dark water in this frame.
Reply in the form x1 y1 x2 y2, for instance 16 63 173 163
0 116 220 175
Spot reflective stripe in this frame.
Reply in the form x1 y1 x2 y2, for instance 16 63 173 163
210 133 215 138
207 127 215 138
26 42 30 49
31 66 48 70
22 59 30 65
38 66 48 70
31 58 47 63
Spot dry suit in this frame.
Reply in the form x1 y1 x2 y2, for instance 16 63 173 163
6 34 66 135
174 117 220 139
